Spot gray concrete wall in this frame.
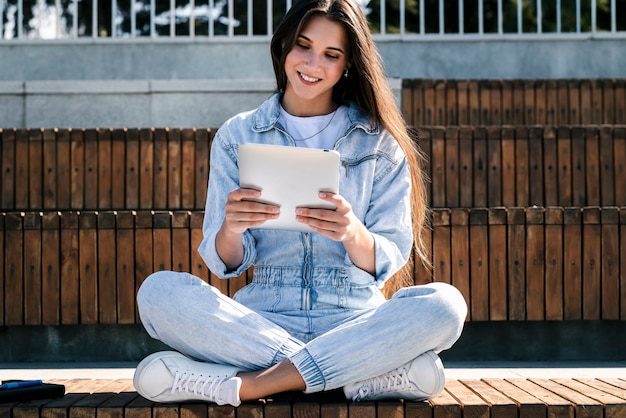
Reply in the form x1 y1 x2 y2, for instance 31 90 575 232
1 38 625 128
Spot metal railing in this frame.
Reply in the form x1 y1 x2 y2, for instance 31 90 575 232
1 0 624 41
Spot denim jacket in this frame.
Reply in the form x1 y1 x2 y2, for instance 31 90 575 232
199 93 413 313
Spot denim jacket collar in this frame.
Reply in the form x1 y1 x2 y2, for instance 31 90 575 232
252 92 379 136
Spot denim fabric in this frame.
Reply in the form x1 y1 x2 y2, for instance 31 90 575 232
138 93 467 393
138 272 467 392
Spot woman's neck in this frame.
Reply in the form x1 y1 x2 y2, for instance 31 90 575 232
281 95 337 117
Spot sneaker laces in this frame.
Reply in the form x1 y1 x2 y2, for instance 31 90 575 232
171 370 229 402
353 366 412 401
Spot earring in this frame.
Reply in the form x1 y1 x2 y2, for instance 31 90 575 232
344 67 349 78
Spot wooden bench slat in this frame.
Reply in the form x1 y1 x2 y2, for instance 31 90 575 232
529 378 604 417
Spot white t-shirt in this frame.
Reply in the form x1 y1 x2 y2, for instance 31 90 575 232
279 105 348 150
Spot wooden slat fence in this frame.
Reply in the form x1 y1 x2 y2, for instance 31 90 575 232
402 79 626 127
2 206 624 325
1 126 625 211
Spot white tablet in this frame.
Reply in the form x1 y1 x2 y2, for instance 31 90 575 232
238 143 341 232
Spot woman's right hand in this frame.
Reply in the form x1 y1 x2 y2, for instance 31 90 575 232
222 188 280 235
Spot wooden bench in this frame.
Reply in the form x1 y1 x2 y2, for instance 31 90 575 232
1 377 625 417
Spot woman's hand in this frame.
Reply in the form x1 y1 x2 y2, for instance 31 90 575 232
296 192 375 274
216 188 279 270
222 188 280 235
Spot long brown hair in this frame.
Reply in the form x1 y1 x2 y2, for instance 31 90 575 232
271 0 430 298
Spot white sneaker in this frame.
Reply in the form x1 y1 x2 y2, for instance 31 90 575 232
133 351 243 406
343 351 445 402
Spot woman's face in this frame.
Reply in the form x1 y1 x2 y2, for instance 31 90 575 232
282 15 349 116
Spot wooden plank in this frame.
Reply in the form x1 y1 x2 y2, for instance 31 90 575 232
98 211 117 324
444 127 459 207
42 211 61 325
603 79 615 123
450 209 470 320
235 402 263 418
40 393 90 418
591 80 603 124
432 209 451 285
511 80 525 125
444 379 489 418
600 125 615 205
486 126 502 207
1 129 15 209
529 378 603 417
79 211 98 324
458 127 473 207
123 394 154 418
508 208 526 320
582 207 601 320
116 211 136 324
429 388 462 418
571 127 586 206
181 128 196 208
457 80 469 125
167 128 182 209
501 127 516 207
506 378 573 418
83 129 98 209
467 80 480 126
61 211 80 324
557 80 569 125
563 208 583 320
545 80 558 125
430 127 446 208
435 80 446 125
0 214 3 325
488 208 507 320
70 129 85 209
98 128 113 209
490 80 502 125
172 211 191 273
501 80 513 125
515 127 530 207
401 79 414 126
5 212 24 325
554 378 626 417
153 128 168 210
445 80 458 125
580 79 592 124
601 207 620 319
469 208 489 321
152 404 180 418
482 378 545 418
528 127 545 206
139 128 154 209
411 80 425 126
190 211 210 282
556 127 572 206
525 206 545 320
15 130 29 208
568 80 581 124
56 129 71 209
615 80 625 123
28 129 43 209
535 81 546 124
622 207 626 320
42 129 57 209
153 211 172 272
111 129 126 209
97 392 142 418
545 207 564 320
195 129 211 210
472 127 487 208
68 392 121 417
135 211 154 322
574 378 626 401
422 80 436 126
125 128 140 209
180 403 209 418
479 80 491 125
542 127 558 206
614 127 626 205
459 379 517 417
23 212 42 325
